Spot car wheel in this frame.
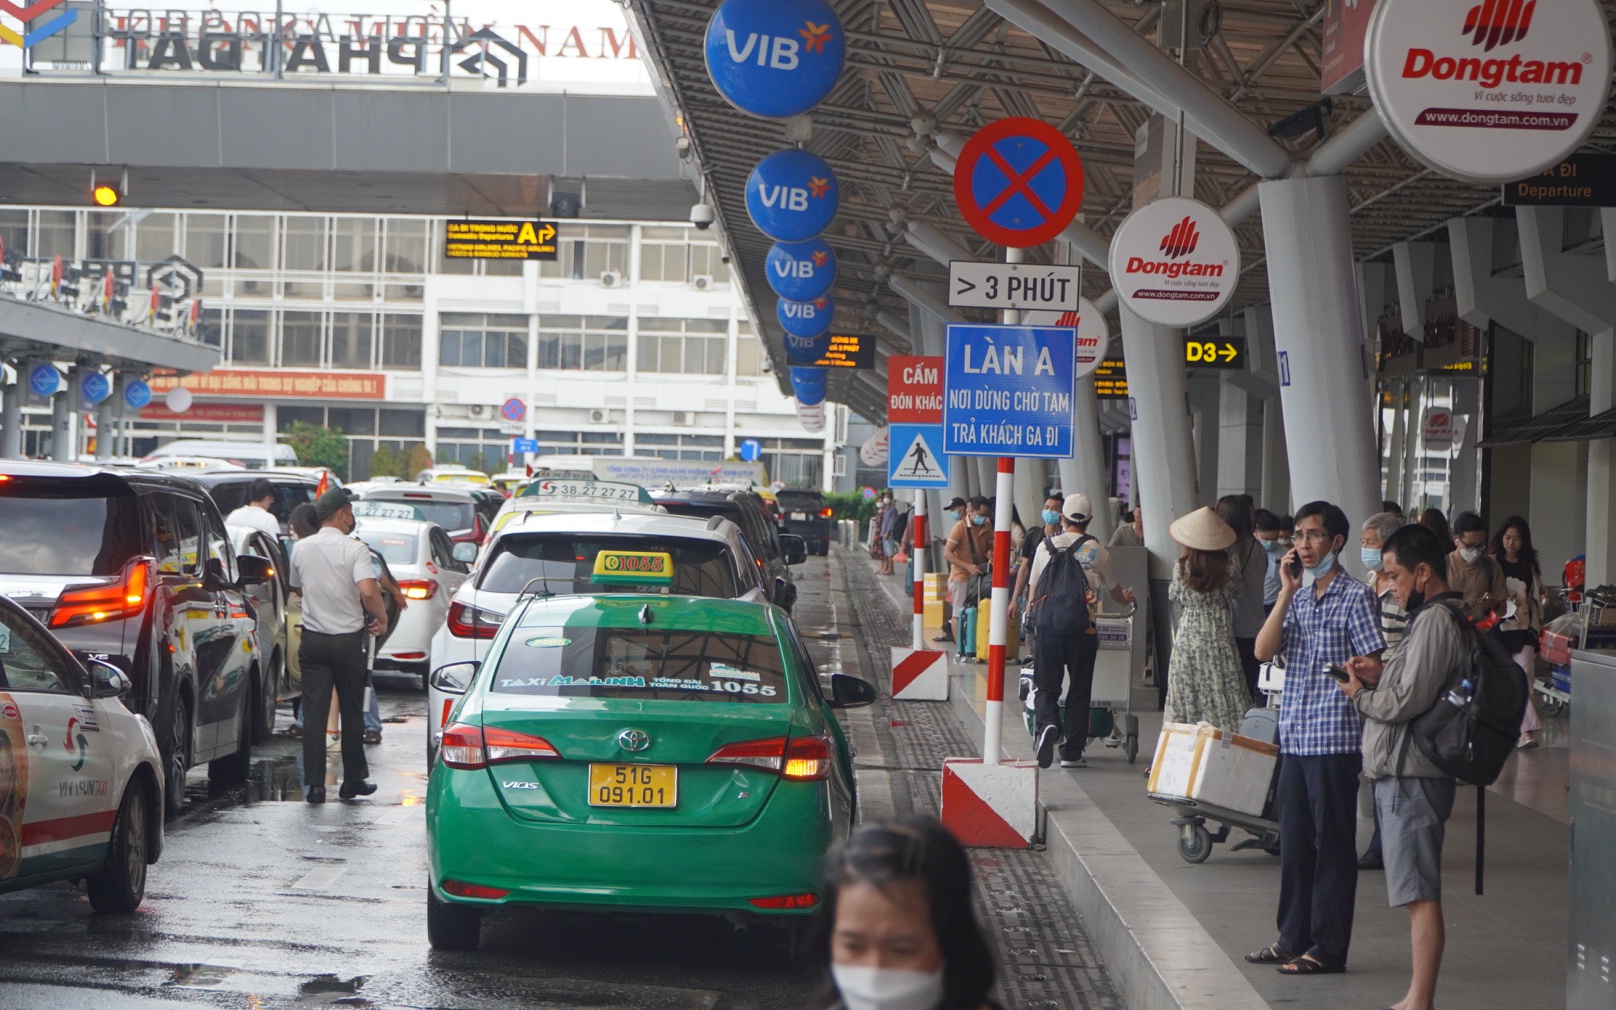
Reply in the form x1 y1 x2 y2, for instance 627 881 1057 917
427 883 481 950
163 697 190 818
86 779 149 913
208 700 252 784
253 653 280 744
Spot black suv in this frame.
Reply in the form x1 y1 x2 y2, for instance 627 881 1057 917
650 488 805 612
0 462 273 816
775 488 832 556
190 469 322 534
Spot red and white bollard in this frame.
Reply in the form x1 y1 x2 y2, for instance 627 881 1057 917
889 489 947 700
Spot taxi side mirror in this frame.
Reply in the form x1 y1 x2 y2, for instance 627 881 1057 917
780 534 808 566
236 554 274 587
452 542 479 564
431 661 479 696
827 673 877 709
86 659 132 699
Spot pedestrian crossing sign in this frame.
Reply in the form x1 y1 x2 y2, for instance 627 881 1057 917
888 424 949 488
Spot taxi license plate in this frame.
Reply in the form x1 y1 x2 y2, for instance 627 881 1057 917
790 511 807 520
588 764 677 808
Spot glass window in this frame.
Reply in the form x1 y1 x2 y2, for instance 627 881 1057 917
281 310 323 367
379 410 425 437
85 211 124 260
0 480 141 575
356 531 417 565
278 406 324 430
135 212 177 263
283 217 327 271
639 319 727 375
439 313 527 368
232 309 272 365
36 210 74 259
0 609 76 694
536 315 627 372
155 494 202 576
198 307 225 349
381 314 422 368
331 312 374 368
327 408 375 435
332 217 375 273
479 534 740 598
384 219 427 273
691 243 730 284
0 208 28 257
489 624 786 703
234 215 275 270
185 213 228 269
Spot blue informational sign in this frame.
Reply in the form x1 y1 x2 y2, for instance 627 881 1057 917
27 364 60 398
123 380 152 410
777 295 833 339
704 0 844 119
784 332 830 365
888 424 949 488
746 150 839 243
79 371 111 405
942 324 1075 459
765 239 837 301
739 438 762 462
790 365 827 406
511 437 539 454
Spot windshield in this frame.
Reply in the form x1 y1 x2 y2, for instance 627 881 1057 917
357 532 417 565
435 473 490 486
0 481 142 576
775 492 823 512
489 624 787 703
366 499 475 531
479 534 739 598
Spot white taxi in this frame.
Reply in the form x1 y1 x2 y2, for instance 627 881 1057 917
349 511 472 684
0 595 163 912
424 510 768 765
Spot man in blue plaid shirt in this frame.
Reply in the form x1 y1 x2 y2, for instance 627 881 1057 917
1247 500 1386 976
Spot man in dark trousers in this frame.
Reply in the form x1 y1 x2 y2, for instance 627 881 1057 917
290 487 390 803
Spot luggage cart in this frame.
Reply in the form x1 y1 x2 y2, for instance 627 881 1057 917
1017 607 1139 764
1148 709 1282 863
1539 586 1616 717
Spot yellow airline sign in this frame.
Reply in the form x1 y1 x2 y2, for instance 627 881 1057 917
445 219 560 261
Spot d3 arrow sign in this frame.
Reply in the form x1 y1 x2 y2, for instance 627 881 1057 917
1183 336 1246 370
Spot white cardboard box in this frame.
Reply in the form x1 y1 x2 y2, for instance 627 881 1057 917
1146 722 1280 817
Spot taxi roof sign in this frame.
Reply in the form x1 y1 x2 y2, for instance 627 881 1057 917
592 551 675 585
519 478 654 504
445 219 559 261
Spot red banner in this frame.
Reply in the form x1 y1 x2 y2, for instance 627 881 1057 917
149 370 387 400
138 403 266 423
1321 0 1379 94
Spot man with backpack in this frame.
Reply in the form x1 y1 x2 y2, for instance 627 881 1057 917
1025 493 1136 769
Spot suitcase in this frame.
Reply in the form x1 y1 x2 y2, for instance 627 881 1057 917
975 599 1021 661
957 603 977 659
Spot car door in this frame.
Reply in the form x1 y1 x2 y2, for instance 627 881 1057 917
428 528 469 606
0 608 117 882
151 494 216 758
198 502 255 761
238 531 287 698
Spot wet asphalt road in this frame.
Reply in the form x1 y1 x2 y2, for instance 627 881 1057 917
0 564 843 1009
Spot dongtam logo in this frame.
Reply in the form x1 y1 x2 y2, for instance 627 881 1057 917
1365 0 1611 185
1463 0 1533 52
0 0 77 49
1159 217 1201 259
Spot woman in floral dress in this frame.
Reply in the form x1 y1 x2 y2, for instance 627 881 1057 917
1164 507 1251 732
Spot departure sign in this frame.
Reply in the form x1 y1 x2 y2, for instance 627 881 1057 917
1092 358 1128 399
445 219 559 260
808 331 875 369
1184 336 1246 370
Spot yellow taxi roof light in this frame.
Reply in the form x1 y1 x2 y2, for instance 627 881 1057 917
591 550 675 585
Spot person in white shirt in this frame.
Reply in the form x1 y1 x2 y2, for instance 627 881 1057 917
225 478 281 539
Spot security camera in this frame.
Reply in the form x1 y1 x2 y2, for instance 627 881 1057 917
675 136 692 160
720 253 731 265
691 202 714 230
760 358 773 374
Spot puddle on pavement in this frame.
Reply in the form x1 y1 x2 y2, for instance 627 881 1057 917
184 755 307 807
299 973 371 996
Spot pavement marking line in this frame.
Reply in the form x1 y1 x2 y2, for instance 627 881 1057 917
290 865 348 891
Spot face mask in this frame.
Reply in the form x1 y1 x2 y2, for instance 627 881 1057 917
970 514 986 527
832 965 945 1010
946 511 961 523
1361 547 1382 571
1405 578 1427 612
1041 509 1061 526
1260 538 1279 553
1458 546 1481 564
1305 552 1336 581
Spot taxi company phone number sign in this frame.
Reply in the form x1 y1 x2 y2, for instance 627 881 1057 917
943 325 1075 459
445 219 559 260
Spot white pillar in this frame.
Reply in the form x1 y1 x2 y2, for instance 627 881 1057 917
1258 175 1381 573
1 369 20 460
1057 375 1112 534
1117 304 1199 572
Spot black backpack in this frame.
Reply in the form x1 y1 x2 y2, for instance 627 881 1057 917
1031 535 1095 637
1403 599 1529 786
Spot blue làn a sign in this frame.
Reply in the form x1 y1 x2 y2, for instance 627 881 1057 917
942 324 1075 459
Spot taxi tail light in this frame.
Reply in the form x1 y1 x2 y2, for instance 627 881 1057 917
819 507 833 517
749 892 818 910
705 735 786 773
483 725 561 765
398 579 437 600
447 601 500 639
442 879 511 900
706 735 831 781
50 558 152 628
782 736 832 781
439 723 488 769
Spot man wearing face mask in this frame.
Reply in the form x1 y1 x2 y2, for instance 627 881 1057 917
1255 509 1287 615
1009 492 1064 622
942 496 993 647
1446 511 1507 623
931 498 969 644
290 487 391 804
1249 500 1385 976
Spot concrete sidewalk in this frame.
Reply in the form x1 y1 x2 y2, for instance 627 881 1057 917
861 548 1567 1010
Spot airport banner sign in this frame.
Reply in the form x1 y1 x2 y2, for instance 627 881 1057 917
149 369 387 400
445 220 558 261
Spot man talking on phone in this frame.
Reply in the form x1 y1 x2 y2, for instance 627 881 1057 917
1248 501 1385 976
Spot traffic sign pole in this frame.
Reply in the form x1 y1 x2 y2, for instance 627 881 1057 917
911 491 927 650
984 457 1014 766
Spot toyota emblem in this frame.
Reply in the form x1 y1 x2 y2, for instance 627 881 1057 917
617 729 651 753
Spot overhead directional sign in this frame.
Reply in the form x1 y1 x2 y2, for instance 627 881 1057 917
444 220 559 261
1092 358 1128 399
953 118 1085 249
942 324 1075 459
511 437 540 454
1502 153 1616 207
888 424 949 488
1184 336 1246 370
948 261 1081 312
809 332 875 369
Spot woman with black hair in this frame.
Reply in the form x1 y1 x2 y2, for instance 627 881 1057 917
806 818 998 1010
1491 515 1547 749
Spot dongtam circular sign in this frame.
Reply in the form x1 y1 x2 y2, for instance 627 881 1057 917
705 0 844 119
765 239 837 301
1365 0 1612 185
1107 197 1239 328
1023 298 1111 379
746 150 839 242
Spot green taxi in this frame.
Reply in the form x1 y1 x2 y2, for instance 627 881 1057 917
424 552 875 950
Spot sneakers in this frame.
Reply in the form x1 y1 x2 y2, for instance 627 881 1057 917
1035 725 1059 769
1059 756 1087 768
1017 672 1034 702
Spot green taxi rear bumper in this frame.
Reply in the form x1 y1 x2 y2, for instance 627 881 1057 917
427 766 836 915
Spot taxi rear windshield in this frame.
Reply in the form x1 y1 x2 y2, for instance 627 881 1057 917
490 625 788 703
366 498 474 531
479 535 739 598
357 532 415 565
0 480 142 576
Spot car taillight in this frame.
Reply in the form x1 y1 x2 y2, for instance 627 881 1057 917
50 558 151 629
819 507 833 517
446 601 501 638
442 879 511 900
706 736 831 781
749 892 818 910
398 579 437 600
439 723 487 768
438 722 559 769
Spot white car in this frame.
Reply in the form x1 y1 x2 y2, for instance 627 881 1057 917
351 516 472 684
424 510 769 764
0 595 164 912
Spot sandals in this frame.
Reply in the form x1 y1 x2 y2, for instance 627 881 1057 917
1276 953 1346 975
1244 944 1296 964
